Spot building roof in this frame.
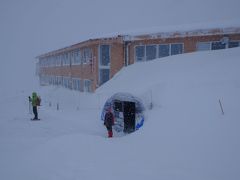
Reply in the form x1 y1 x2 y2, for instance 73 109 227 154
36 20 240 59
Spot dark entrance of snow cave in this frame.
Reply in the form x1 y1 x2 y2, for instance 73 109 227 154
114 100 136 133
123 101 136 133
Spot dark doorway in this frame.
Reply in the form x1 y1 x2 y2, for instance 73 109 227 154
123 101 135 133
114 101 122 112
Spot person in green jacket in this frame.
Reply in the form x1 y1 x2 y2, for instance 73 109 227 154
29 92 39 120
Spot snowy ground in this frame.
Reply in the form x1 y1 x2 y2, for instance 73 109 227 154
0 47 240 180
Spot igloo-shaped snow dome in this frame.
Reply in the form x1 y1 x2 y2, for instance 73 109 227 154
101 92 145 133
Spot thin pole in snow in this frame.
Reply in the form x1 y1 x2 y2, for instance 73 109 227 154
150 90 153 110
29 101 32 114
219 99 224 115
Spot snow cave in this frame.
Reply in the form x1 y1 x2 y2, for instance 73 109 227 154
101 93 145 133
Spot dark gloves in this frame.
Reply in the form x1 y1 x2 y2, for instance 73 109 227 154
28 96 31 101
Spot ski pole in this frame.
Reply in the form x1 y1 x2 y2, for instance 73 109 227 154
28 97 32 114
219 99 224 115
29 101 32 114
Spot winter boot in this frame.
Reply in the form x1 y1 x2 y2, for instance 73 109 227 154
108 131 113 138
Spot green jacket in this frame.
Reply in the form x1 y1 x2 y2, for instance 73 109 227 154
31 92 38 107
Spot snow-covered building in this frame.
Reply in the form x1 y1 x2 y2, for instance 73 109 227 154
36 26 240 92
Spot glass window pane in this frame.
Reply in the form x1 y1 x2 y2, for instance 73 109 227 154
135 46 145 62
74 50 81 64
100 45 110 66
100 69 110 85
146 45 157 61
197 42 211 51
84 80 92 92
211 42 226 50
159 44 170 57
72 79 81 91
82 48 92 64
171 44 183 55
229 41 239 48
77 80 81 91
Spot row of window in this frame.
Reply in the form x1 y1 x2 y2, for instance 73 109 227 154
40 75 92 92
197 41 240 51
134 41 240 62
39 48 93 67
135 43 184 62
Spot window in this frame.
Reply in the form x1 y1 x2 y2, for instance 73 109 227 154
72 78 81 91
197 42 211 51
63 77 71 89
54 56 57 67
74 50 81 64
47 57 51 67
159 44 170 57
53 76 57 85
64 53 68 65
100 45 110 66
48 76 52 84
57 76 62 86
99 69 110 85
63 77 68 88
71 50 81 65
211 42 226 50
146 45 157 61
70 51 74 65
68 78 72 89
84 79 92 92
171 43 183 55
229 41 239 48
56 55 61 66
82 48 92 64
77 79 81 91
99 45 111 86
61 54 64 66
197 41 239 51
62 53 70 66
135 46 145 62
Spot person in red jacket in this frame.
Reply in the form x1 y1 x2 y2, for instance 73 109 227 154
104 109 114 138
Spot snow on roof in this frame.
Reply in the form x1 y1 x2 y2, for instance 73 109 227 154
37 20 240 58
120 20 240 40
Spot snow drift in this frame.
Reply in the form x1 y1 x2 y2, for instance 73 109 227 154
0 47 240 180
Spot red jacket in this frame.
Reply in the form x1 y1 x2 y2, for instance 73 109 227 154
104 111 114 127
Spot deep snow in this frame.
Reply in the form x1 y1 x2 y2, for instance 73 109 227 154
0 47 240 180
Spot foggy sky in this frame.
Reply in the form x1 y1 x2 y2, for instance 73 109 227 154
0 0 239 93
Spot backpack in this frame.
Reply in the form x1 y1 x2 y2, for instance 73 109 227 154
36 96 41 106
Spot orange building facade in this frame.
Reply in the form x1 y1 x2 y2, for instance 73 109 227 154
36 27 240 92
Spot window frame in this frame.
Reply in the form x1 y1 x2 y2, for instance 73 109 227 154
228 41 240 48
196 42 211 51
84 79 92 92
158 44 170 58
211 41 226 50
135 45 145 62
170 43 184 55
72 78 81 91
146 44 157 61
82 48 93 65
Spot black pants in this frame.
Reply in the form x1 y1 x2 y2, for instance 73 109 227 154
33 106 38 119
106 125 112 132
